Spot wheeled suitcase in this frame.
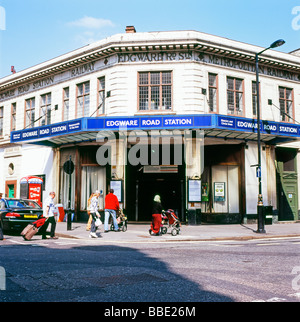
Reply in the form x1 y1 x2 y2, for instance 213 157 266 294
21 224 39 241
21 218 47 241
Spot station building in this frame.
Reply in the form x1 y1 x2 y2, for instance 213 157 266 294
1 27 300 224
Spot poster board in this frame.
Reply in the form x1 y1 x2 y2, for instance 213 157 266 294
110 180 123 202
201 183 209 202
188 180 202 203
214 182 226 202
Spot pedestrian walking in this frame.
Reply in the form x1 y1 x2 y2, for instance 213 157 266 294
86 193 96 231
104 189 120 232
89 190 102 238
41 192 58 240
151 195 163 236
0 193 4 241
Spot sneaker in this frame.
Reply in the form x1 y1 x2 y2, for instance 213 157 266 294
89 232 98 238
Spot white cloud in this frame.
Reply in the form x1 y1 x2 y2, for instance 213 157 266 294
67 16 115 29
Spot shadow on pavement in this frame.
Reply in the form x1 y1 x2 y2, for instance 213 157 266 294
0 242 234 303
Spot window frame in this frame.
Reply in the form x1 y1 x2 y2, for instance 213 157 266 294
97 77 105 116
227 77 245 117
208 73 218 113
138 71 173 112
76 81 90 118
252 81 261 118
11 102 16 132
40 92 52 126
0 106 3 137
279 86 294 123
25 97 35 129
63 87 70 121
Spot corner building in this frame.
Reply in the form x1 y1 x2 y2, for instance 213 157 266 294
1 27 300 224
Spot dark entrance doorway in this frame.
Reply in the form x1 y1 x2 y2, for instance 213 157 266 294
137 172 184 221
125 142 186 222
276 147 298 221
126 165 185 222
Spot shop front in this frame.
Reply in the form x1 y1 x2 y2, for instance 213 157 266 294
10 114 300 223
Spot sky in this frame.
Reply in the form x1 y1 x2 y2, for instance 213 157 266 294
0 0 300 78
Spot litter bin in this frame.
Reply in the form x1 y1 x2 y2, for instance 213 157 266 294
187 209 202 225
264 206 273 225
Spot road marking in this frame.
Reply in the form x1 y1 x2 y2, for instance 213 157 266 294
255 243 282 246
54 241 79 246
9 240 28 245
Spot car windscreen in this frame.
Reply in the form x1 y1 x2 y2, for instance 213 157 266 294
6 200 38 208
23 200 42 209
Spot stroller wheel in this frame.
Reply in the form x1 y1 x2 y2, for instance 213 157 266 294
161 227 167 235
171 229 178 236
122 225 127 232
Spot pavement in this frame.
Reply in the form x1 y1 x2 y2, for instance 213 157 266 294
54 221 300 243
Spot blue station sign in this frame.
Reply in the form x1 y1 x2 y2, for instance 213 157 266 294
10 114 300 144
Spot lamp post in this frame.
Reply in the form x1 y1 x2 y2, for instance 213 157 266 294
255 39 285 234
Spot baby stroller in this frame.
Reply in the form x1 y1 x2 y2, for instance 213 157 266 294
149 211 167 236
110 209 128 232
163 209 181 236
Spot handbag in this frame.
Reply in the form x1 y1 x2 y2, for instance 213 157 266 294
95 218 102 227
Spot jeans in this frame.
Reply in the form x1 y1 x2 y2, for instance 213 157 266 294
104 210 119 231
90 212 98 233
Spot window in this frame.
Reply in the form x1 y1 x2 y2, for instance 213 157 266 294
40 93 52 126
252 81 261 117
279 87 294 122
81 166 106 210
77 81 90 118
227 77 244 116
11 103 16 131
208 73 218 113
25 98 35 128
0 106 3 136
98 77 105 115
138 71 172 111
63 87 70 121
276 148 297 172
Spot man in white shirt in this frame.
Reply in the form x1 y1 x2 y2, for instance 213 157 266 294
41 192 58 239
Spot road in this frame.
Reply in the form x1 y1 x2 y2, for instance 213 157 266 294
0 235 299 303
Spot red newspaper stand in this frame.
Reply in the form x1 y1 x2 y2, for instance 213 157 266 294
20 176 43 207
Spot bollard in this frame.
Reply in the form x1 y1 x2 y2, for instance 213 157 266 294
67 211 72 231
